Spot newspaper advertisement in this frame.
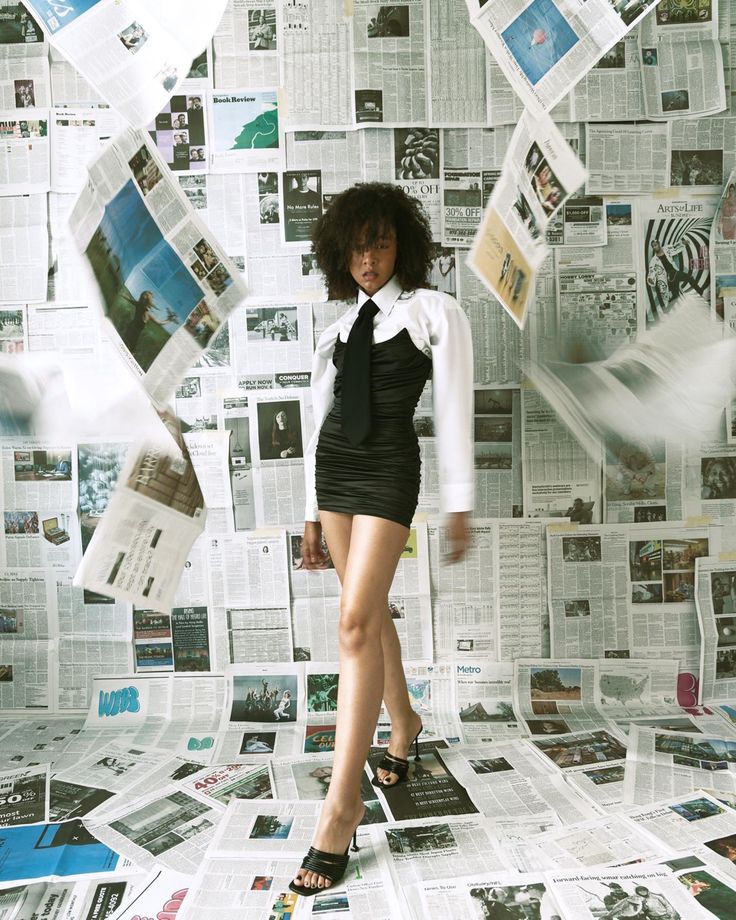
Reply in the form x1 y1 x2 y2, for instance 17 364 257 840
638 0 725 119
68 126 246 406
547 520 718 674
467 108 586 327
0 875 141 920
0 763 48 826
23 0 228 126
624 725 736 805
73 416 205 613
466 0 660 112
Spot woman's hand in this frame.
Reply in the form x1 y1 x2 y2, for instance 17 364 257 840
444 511 470 564
280 446 296 458
302 520 330 569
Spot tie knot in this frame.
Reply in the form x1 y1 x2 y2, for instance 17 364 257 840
359 299 379 320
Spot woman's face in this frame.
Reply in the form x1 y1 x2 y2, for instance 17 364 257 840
275 410 287 428
350 223 397 296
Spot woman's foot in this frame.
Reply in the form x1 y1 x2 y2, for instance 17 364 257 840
291 800 365 892
376 710 422 786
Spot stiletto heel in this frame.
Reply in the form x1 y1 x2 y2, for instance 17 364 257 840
351 830 359 852
372 722 423 786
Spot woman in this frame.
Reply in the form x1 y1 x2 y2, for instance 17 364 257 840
720 183 736 241
291 183 473 895
121 290 169 354
271 409 301 458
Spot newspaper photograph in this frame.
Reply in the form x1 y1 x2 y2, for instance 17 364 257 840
68 126 246 406
467 107 586 327
466 0 660 112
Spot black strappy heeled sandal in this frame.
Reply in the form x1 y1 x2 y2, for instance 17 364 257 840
289 830 359 897
372 724 422 787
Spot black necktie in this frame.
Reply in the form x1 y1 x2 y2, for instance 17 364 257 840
341 299 379 446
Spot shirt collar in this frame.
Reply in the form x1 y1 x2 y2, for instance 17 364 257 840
357 275 402 316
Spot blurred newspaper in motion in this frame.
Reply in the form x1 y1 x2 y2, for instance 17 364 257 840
526 292 736 461
23 0 227 125
73 411 205 613
465 0 661 112
69 126 246 408
467 108 586 327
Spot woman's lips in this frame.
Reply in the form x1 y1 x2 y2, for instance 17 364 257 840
363 271 377 280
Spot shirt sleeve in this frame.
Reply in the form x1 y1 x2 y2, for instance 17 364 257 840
427 293 475 514
303 322 339 522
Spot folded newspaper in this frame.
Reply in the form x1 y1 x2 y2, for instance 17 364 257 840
526 292 736 460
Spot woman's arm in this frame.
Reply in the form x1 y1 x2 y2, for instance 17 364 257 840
303 321 340 524
427 294 474 562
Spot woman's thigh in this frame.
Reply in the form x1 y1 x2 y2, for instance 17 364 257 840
318 511 353 583
340 515 410 616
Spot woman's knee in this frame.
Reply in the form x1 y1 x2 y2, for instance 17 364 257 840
338 597 383 651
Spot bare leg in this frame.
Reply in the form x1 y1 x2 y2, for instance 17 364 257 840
374 609 422 786
292 513 409 891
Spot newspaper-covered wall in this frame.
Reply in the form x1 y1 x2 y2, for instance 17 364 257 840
1 0 736 914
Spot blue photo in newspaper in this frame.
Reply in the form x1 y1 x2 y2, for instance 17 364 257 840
0 820 120 882
22 0 103 34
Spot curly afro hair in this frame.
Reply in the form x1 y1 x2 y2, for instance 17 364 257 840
311 182 433 300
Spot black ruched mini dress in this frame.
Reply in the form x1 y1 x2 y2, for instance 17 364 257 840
315 328 431 528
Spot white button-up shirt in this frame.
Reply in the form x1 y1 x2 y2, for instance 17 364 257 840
304 275 474 522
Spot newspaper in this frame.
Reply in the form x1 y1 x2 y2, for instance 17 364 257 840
627 789 736 881
410 871 557 919
467 107 587 327
0 763 48 826
0 193 48 303
638 0 726 119
527 295 736 474
624 725 736 804
68 126 246 406
549 864 703 918
695 555 736 703
520 386 603 521
108 868 192 920
73 415 206 613
466 0 660 112
546 520 723 676
585 122 670 194
23 0 228 126
570 30 645 121
89 782 223 873
212 0 279 89
0 875 143 918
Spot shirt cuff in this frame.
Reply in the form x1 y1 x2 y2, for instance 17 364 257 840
304 501 320 522
440 482 474 514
